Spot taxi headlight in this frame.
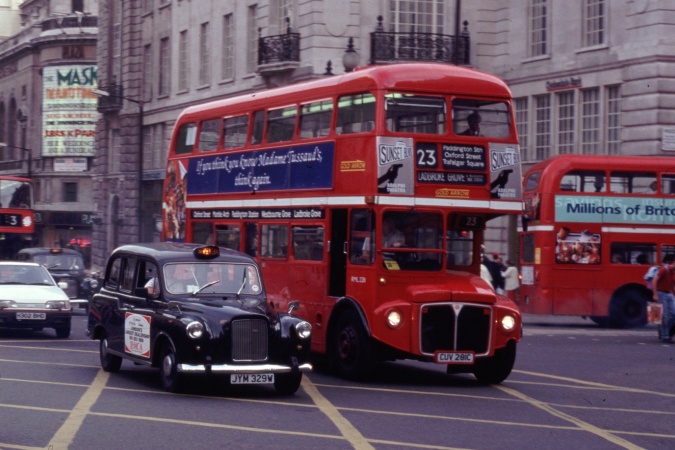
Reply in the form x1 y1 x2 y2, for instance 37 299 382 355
46 300 70 310
0 300 17 309
295 321 312 339
386 310 402 328
501 314 516 332
186 321 204 339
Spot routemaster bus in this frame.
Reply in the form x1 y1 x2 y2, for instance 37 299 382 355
162 63 523 383
521 154 675 328
0 176 34 259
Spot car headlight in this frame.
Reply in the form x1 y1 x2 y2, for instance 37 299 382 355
500 314 516 332
46 300 70 310
386 309 403 329
186 321 204 339
295 321 312 339
0 300 17 309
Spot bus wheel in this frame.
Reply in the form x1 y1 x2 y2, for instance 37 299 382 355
159 345 183 392
608 290 648 328
332 310 373 380
472 341 516 384
274 372 303 395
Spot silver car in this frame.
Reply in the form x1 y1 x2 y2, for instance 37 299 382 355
0 262 72 338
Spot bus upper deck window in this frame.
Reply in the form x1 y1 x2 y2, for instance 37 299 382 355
385 93 445 134
223 115 248 149
337 93 376 135
175 123 196 154
663 175 675 195
452 99 511 138
610 171 657 194
267 106 297 143
299 100 333 139
198 118 221 152
251 110 265 145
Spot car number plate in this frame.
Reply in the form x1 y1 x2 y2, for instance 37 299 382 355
230 373 274 384
434 351 474 364
16 312 46 320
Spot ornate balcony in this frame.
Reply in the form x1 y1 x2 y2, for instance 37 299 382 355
258 19 300 76
370 16 470 66
95 83 124 113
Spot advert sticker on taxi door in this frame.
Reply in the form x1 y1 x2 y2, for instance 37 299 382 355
125 312 152 358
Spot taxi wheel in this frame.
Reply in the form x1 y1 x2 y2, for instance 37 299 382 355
159 345 182 392
100 336 122 372
472 341 516 384
332 310 373 381
274 372 302 395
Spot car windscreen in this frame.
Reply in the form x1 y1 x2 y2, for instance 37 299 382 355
163 262 262 295
0 265 54 285
31 253 85 271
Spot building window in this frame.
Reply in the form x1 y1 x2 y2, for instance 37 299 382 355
143 123 166 171
515 98 529 160
143 0 154 14
72 0 84 13
581 88 600 154
529 0 548 57
199 22 210 86
109 129 120 173
221 14 234 80
158 37 170 96
583 0 605 47
63 182 78 202
557 91 575 155
278 0 293 33
143 44 153 102
247 5 258 73
112 3 122 82
178 30 189 91
390 0 444 33
535 94 551 161
606 85 621 155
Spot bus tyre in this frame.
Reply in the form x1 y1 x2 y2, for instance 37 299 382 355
472 341 516 384
608 290 647 328
332 310 373 381
100 335 122 373
274 372 303 395
159 345 183 392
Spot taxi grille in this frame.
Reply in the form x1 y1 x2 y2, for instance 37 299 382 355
420 303 491 356
231 318 268 362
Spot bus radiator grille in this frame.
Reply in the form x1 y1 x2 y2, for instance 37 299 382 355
231 318 269 362
420 304 491 355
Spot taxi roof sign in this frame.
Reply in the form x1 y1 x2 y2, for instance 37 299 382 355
194 245 220 259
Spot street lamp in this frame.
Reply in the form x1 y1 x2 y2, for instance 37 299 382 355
342 37 360 73
91 87 144 242
0 142 32 177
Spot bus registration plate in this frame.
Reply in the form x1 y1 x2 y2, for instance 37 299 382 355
434 351 474 364
230 373 274 384
16 312 46 320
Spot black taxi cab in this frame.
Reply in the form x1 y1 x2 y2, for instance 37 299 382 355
86 243 312 394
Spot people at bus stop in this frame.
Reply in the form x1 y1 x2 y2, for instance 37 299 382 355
502 260 519 302
651 253 675 343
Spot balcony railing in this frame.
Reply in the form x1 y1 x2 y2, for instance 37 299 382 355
95 83 124 113
41 15 98 32
257 19 300 76
370 16 470 66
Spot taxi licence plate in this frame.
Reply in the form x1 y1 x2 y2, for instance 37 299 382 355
435 351 474 364
230 373 274 384
16 312 46 320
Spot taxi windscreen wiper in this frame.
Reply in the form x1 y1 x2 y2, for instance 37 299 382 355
192 280 219 295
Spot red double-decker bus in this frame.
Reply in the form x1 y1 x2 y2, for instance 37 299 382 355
0 176 34 259
162 63 522 383
520 154 675 327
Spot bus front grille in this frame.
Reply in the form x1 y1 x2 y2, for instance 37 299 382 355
420 303 491 356
231 318 269 362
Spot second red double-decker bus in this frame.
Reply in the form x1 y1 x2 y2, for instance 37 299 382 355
0 176 34 260
520 154 675 327
162 63 522 383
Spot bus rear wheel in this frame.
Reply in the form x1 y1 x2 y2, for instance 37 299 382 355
608 289 648 328
472 341 516 384
331 310 373 381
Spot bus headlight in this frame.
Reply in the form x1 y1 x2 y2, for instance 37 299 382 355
295 321 312 339
186 321 204 339
386 309 402 329
500 314 516 332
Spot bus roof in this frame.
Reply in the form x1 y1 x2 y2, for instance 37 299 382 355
177 63 512 121
525 154 675 191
